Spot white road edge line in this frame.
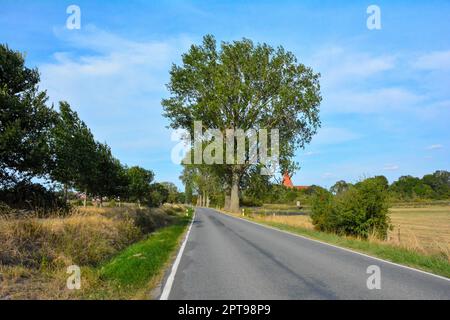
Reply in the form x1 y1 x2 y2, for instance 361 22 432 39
217 209 450 282
160 210 196 300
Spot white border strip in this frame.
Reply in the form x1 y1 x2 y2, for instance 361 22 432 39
218 209 450 282
160 210 196 300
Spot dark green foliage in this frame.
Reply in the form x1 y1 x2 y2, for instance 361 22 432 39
130 209 172 234
148 183 170 207
311 177 390 239
1 44 163 212
160 182 180 203
163 35 321 212
125 166 154 204
310 188 337 232
0 181 69 215
0 44 55 184
390 170 450 200
330 180 351 195
50 101 99 201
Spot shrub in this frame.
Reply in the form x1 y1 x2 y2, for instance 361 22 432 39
310 188 337 232
0 181 70 216
241 197 263 207
310 177 391 239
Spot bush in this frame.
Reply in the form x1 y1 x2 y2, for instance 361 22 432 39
241 197 263 207
310 177 391 239
0 181 70 216
310 188 337 232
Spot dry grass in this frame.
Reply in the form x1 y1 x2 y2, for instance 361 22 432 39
387 206 450 258
248 204 450 261
0 205 182 299
254 214 314 230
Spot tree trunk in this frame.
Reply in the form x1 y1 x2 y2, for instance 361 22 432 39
206 194 210 208
230 171 240 213
202 190 207 207
224 192 230 211
63 184 68 203
83 188 87 207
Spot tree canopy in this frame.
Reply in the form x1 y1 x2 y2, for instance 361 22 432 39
0 44 55 185
163 35 321 212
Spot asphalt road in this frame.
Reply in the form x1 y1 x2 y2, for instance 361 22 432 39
166 208 450 300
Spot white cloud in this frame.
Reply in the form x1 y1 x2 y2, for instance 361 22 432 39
312 127 360 145
307 46 432 116
303 151 320 156
383 164 399 171
413 50 450 71
40 26 193 112
309 47 396 88
426 144 443 150
322 172 335 179
325 87 424 114
38 25 195 166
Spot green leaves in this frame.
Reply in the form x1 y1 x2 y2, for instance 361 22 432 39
311 177 391 239
163 35 322 210
0 44 54 184
126 166 154 203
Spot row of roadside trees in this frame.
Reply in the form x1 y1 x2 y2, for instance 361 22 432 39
0 44 180 211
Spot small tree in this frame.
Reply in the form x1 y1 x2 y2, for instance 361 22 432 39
160 182 179 204
148 183 169 207
330 180 351 195
126 166 154 208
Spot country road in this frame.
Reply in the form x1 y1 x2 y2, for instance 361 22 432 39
163 208 450 300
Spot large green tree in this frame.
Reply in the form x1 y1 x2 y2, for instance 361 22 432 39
0 44 55 185
163 35 321 212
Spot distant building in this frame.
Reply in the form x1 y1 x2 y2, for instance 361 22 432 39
282 172 309 190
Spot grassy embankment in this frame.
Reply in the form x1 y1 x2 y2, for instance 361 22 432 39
234 203 450 278
0 204 193 299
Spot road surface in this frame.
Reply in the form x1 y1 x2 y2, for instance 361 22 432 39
164 208 450 300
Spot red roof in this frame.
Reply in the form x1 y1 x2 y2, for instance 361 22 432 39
282 172 309 190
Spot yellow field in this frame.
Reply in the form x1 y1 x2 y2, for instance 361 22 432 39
388 206 450 257
251 205 450 259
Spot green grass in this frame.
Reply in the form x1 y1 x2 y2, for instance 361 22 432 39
81 210 192 299
248 218 450 279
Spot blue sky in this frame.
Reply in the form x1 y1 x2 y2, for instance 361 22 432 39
1 0 449 189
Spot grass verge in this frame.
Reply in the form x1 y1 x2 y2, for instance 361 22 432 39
224 211 450 279
81 209 193 299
